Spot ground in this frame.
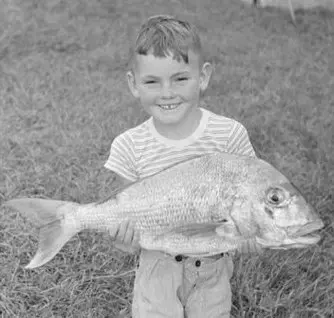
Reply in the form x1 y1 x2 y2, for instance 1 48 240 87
0 0 333 317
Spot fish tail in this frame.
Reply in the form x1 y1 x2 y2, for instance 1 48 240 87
5 198 79 269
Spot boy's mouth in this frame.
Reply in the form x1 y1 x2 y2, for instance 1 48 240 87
158 103 181 110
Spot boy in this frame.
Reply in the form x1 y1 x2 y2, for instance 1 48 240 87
105 15 259 318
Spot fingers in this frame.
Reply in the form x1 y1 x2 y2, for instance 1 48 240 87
237 239 263 254
116 220 130 243
111 219 140 254
122 220 135 245
114 220 139 247
132 227 140 247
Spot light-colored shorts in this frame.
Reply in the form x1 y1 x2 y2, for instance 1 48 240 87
132 249 234 318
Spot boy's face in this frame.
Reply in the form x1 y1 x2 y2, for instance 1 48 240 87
127 50 212 127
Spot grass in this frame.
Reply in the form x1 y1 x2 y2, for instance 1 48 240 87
0 0 333 317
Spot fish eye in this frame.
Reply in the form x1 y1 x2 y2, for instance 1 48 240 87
266 188 286 206
271 194 279 203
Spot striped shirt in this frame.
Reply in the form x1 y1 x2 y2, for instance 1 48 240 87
104 108 256 181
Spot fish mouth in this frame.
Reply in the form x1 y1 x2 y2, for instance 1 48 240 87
287 219 324 238
256 219 324 249
289 233 321 246
283 219 324 247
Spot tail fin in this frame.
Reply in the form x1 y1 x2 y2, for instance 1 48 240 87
5 198 79 269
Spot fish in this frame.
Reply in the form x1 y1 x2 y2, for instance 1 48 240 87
5 152 324 269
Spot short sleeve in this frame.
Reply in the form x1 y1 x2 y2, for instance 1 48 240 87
104 133 138 182
228 122 257 158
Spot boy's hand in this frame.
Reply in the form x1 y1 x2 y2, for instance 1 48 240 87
111 220 141 254
237 239 263 254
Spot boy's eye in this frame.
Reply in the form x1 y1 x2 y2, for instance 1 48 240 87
176 77 188 81
144 80 157 84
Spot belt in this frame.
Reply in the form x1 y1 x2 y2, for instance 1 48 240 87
174 253 226 267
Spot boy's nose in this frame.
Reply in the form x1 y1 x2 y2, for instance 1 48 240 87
160 84 174 98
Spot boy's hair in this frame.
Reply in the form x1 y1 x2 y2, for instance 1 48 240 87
129 15 202 67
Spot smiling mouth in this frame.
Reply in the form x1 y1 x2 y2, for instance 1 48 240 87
158 103 181 110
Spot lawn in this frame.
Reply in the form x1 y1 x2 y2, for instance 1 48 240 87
0 0 333 317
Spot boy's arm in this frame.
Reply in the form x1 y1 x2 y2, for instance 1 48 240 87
104 134 140 254
111 174 141 254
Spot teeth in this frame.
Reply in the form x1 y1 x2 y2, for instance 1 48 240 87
159 104 179 110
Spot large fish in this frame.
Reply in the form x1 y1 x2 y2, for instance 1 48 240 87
5 153 324 269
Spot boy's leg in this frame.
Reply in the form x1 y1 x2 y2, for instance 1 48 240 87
183 254 234 318
132 250 184 318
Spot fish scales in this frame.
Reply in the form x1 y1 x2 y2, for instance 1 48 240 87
83 155 234 234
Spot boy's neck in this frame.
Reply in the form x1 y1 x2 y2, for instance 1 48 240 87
152 107 202 140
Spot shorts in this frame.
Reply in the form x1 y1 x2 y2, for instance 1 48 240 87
132 249 234 318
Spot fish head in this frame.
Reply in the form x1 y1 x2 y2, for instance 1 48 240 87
254 180 324 249
237 159 325 249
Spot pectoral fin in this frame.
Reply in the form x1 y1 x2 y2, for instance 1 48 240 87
161 223 220 238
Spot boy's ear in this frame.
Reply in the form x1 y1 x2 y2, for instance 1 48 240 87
127 71 140 98
199 62 213 91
